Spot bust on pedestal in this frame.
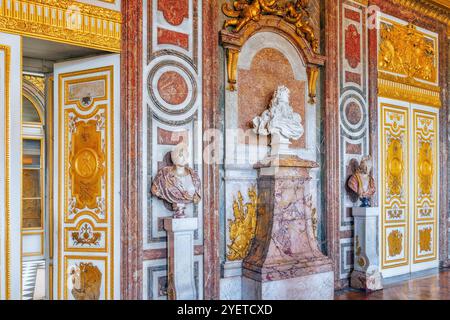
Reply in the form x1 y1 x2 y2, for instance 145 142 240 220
242 86 334 300
151 143 200 299
347 156 383 291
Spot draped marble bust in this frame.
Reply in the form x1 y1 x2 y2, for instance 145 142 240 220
252 85 304 156
252 85 304 140
347 155 376 207
151 143 201 218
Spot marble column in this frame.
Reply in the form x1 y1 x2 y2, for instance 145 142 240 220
242 155 334 300
350 207 383 291
164 217 198 300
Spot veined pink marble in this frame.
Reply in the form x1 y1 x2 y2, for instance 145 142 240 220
243 156 333 283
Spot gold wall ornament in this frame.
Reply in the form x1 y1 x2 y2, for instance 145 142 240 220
418 227 432 252
222 0 319 54
0 0 121 53
71 223 102 246
69 118 105 211
387 138 404 196
379 21 437 83
222 0 282 32
227 186 257 261
70 262 102 300
418 141 433 195
377 75 441 108
387 230 403 257
307 65 319 104
226 48 240 91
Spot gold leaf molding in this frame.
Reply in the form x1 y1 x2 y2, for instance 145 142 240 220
0 0 121 52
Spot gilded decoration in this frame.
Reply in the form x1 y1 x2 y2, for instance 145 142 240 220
379 22 437 83
69 118 105 211
390 0 450 35
71 222 102 247
227 186 257 261
419 227 432 252
70 262 102 300
388 230 403 257
0 0 121 52
222 0 319 53
355 235 366 268
418 141 433 196
23 74 45 94
387 138 404 196
378 19 442 107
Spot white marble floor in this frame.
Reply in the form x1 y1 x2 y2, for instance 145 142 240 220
22 260 46 300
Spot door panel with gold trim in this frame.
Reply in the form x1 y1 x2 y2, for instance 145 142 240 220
0 32 22 300
54 55 120 300
380 102 410 274
379 99 439 277
411 108 438 271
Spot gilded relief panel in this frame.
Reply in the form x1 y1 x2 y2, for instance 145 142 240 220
378 19 438 84
381 104 409 269
377 17 441 108
59 65 114 300
413 111 437 263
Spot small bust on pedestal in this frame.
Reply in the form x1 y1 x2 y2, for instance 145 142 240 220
151 142 201 218
347 156 376 207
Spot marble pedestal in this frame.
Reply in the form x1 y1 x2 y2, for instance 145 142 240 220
242 155 334 300
164 217 198 300
350 207 383 291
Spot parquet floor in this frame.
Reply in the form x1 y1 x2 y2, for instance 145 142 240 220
335 269 450 300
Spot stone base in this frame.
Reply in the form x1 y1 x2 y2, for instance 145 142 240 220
242 271 334 300
350 270 383 291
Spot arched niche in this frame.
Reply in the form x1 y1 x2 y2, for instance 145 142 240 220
219 16 325 293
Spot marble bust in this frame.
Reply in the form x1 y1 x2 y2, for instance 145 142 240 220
252 86 304 155
151 143 201 218
347 156 376 207
253 85 304 140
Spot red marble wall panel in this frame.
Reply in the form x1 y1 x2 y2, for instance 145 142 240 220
157 28 189 50
157 127 188 145
346 142 362 154
345 24 361 69
345 71 362 85
157 71 189 105
238 48 306 149
344 8 360 22
157 0 189 26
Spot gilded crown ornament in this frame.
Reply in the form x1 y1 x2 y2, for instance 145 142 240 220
222 0 319 53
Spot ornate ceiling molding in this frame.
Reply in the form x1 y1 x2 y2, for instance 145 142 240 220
390 0 450 35
0 0 121 52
